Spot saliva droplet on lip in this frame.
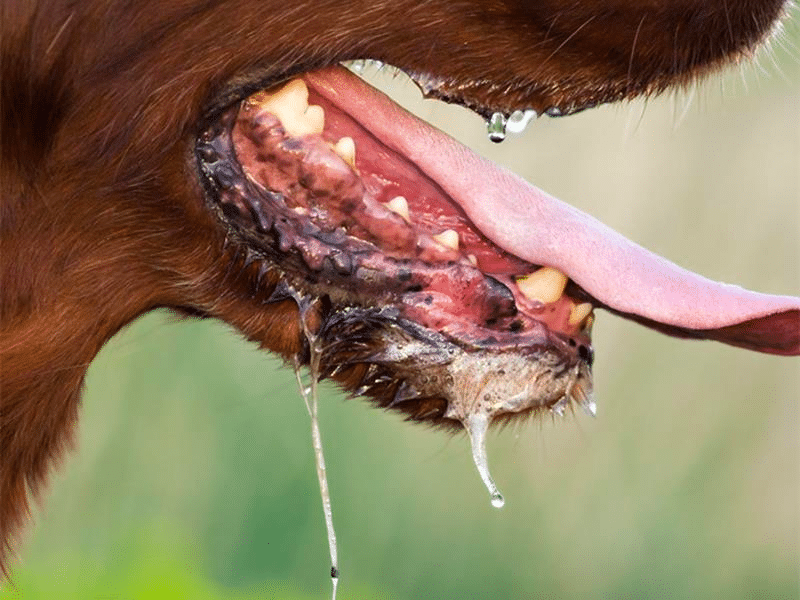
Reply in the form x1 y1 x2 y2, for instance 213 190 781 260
487 112 507 143
463 411 505 509
505 109 537 134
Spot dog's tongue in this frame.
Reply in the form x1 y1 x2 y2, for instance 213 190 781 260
307 67 800 356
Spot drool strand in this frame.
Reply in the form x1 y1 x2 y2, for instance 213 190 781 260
464 411 505 509
294 308 339 600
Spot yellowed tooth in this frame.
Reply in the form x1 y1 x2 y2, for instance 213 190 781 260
568 302 593 327
333 136 356 167
260 78 325 136
467 254 478 266
261 79 308 129
432 229 459 251
303 104 325 135
385 196 410 221
516 267 568 304
262 79 309 109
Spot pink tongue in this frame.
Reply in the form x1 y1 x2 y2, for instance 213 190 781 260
306 67 800 356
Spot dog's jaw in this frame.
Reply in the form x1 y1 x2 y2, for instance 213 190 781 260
190 62 799 429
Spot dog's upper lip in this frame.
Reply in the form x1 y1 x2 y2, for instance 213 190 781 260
305 66 800 355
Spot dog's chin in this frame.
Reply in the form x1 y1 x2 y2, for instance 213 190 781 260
194 62 799 428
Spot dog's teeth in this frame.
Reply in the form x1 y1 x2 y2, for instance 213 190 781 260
264 78 309 109
385 196 410 221
259 79 309 131
516 267 568 304
568 302 593 327
303 104 325 135
259 78 325 137
333 136 356 167
432 229 459 250
467 254 478 266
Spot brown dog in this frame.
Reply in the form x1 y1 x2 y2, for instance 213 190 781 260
1 0 798 580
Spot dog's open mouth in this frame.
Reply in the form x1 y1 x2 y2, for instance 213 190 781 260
196 64 800 431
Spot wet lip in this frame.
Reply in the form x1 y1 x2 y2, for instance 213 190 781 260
304 66 800 356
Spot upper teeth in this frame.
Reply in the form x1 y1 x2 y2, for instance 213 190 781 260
385 196 410 221
333 136 356 167
568 302 593 327
432 229 459 250
516 267 568 304
258 79 325 137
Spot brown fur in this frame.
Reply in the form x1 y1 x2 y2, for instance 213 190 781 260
0 0 788 577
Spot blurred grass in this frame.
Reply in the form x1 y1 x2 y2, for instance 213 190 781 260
8 14 799 600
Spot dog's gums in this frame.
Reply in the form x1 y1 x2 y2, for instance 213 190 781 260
2 0 799 586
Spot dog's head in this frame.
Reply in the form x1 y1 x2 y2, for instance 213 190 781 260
1 0 798 573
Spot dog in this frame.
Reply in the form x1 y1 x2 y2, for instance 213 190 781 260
2 0 798 582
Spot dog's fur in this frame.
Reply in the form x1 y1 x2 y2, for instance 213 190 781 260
0 0 789 577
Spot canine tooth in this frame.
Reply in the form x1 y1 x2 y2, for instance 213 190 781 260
264 78 309 108
468 254 478 266
516 267 568 304
385 196 410 221
333 136 356 167
432 229 459 250
260 78 325 136
568 302 593 327
303 104 325 134
261 79 308 124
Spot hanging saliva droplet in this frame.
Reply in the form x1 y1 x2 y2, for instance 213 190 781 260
505 109 538 135
293 297 340 600
581 396 597 418
464 412 505 509
491 492 505 509
550 395 569 417
487 112 507 143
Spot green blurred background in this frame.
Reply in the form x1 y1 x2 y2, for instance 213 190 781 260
9 16 799 600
